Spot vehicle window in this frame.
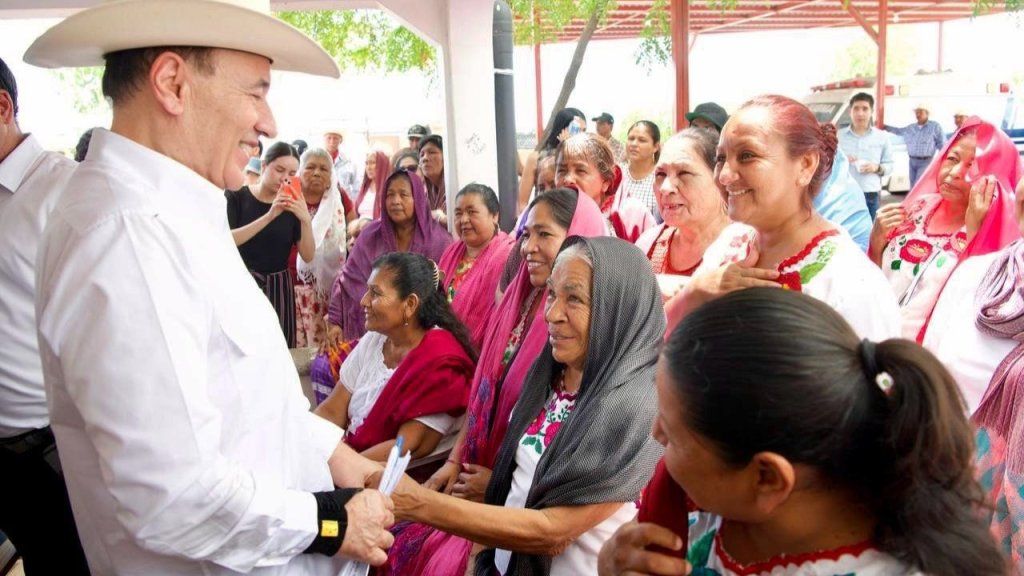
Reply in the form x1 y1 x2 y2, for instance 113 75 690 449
807 102 841 124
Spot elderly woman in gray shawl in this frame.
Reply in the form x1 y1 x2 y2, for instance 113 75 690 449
385 235 665 575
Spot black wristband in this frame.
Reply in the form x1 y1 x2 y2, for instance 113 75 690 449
303 488 361 556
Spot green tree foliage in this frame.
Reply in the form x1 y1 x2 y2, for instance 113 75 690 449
830 34 919 81
56 67 104 114
277 10 435 73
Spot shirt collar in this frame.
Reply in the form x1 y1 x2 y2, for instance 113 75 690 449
0 134 44 194
88 128 228 230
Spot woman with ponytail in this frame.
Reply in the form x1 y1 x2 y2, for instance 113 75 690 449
600 288 1005 576
666 95 898 340
314 252 475 462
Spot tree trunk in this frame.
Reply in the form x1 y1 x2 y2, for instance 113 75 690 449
534 3 606 151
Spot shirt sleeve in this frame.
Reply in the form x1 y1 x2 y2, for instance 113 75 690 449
934 124 946 150
339 334 371 394
36 212 321 572
414 413 456 435
879 134 894 176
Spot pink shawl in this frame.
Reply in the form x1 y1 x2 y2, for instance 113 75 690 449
327 169 452 338
438 231 515 351
354 150 391 220
461 191 607 468
892 118 1022 342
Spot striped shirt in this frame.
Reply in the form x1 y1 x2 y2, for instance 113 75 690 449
886 120 945 158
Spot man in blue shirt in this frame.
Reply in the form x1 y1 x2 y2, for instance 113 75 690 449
838 92 893 220
885 102 945 188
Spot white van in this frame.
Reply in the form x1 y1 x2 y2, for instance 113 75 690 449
803 72 1019 193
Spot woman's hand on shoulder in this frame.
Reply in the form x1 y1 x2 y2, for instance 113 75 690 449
684 248 779 307
966 175 997 242
597 520 690 576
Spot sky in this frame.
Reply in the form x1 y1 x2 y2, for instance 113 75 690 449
1 8 1022 157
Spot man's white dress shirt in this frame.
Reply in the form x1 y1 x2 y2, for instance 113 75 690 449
0 134 75 437
35 129 348 575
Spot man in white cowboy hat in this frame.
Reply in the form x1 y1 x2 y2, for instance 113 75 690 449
884 101 945 187
24 1 394 574
0 57 90 576
323 128 359 198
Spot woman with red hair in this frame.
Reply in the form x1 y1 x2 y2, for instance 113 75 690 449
869 117 1021 342
666 95 898 341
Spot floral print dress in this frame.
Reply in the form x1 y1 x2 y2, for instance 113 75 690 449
686 512 920 575
881 195 967 340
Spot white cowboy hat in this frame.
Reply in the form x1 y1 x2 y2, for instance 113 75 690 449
23 0 339 78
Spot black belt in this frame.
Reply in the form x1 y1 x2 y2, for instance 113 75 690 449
0 426 56 456
910 155 932 160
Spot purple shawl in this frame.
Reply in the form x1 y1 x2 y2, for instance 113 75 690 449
327 169 452 338
974 239 1024 469
972 239 1024 562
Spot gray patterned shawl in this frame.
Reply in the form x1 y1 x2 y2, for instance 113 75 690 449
476 236 666 576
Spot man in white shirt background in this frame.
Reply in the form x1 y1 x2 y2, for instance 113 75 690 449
0 56 90 576
24 1 394 574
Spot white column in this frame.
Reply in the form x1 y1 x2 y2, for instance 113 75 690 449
378 0 498 220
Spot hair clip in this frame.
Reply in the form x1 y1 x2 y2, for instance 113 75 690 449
875 371 894 396
431 260 441 290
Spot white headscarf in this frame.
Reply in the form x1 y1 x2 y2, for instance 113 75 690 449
296 147 348 298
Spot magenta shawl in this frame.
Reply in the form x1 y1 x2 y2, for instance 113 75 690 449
438 231 515 351
327 169 452 338
354 150 391 220
461 192 607 469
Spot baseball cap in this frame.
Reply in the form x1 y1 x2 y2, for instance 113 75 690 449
591 112 614 124
408 124 431 138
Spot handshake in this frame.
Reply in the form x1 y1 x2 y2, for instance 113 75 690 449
326 438 417 568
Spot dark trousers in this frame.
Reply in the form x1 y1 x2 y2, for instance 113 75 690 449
909 156 932 188
864 192 880 221
0 428 90 575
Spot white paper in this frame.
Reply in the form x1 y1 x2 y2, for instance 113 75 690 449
339 437 411 576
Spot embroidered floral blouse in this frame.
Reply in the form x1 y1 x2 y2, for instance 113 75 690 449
686 512 920 576
881 195 968 339
495 385 637 575
696 227 899 341
446 256 475 304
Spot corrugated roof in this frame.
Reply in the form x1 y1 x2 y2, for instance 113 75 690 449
532 1 1007 42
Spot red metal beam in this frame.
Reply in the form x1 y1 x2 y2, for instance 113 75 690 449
844 2 879 43
671 0 690 131
698 0 826 34
876 0 888 127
